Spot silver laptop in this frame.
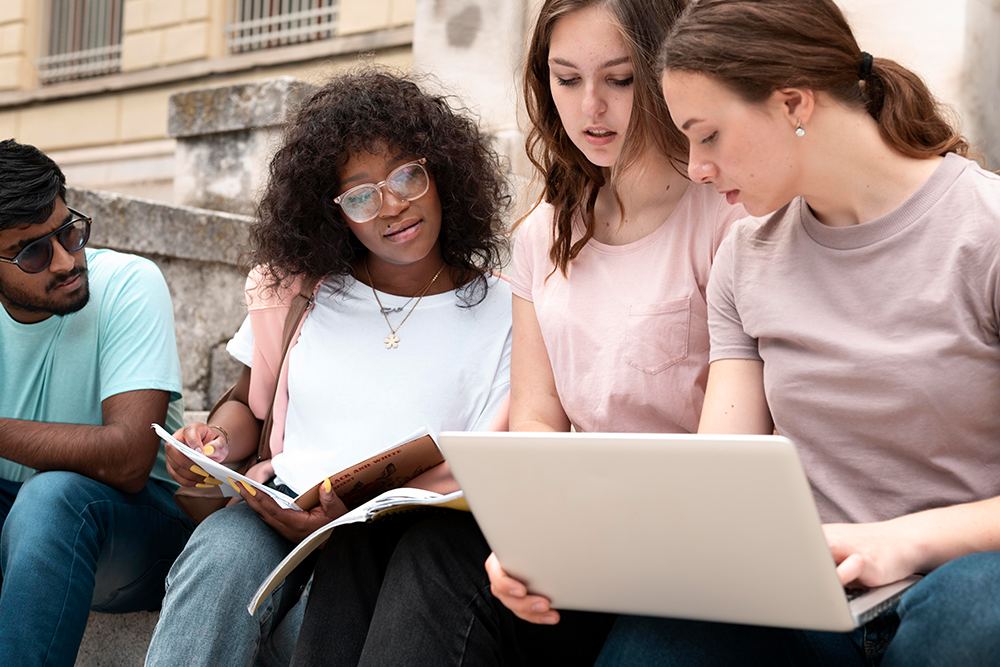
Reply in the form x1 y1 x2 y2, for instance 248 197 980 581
438 431 918 632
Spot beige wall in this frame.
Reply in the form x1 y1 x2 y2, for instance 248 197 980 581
120 0 220 71
115 0 417 70
119 0 415 71
0 0 416 198
11 45 412 150
838 0 966 122
0 0 38 91
0 0 416 150
341 0 415 34
837 0 1000 166
34 45 412 200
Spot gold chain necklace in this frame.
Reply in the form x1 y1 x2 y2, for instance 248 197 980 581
363 260 446 350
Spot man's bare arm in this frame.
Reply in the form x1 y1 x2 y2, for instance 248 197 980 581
0 389 169 494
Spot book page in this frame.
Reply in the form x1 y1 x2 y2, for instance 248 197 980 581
152 423 300 511
155 423 445 514
246 489 467 615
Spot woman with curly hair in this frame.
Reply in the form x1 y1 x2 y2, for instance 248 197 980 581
144 69 512 666
290 1 744 665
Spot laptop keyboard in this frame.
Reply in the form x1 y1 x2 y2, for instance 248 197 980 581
844 587 869 601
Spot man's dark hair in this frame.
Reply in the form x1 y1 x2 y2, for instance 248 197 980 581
0 138 67 231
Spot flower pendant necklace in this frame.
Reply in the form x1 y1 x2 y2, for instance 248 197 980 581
364 260 446 350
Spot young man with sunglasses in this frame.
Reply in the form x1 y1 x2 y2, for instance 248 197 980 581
0 139 192 664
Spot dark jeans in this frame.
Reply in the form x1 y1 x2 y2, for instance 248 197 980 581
292 510 613 666
596 551 1000 666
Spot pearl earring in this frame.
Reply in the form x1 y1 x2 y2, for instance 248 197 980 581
794 123 806 138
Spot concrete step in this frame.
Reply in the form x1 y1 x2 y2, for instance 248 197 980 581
76 611 158 666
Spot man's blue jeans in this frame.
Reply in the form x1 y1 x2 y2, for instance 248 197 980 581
595 551 1000 666
0 471 192 666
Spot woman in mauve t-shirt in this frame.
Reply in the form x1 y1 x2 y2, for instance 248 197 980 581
594 1 1000 665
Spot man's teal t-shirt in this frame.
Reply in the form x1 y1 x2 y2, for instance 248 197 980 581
0 248 183 486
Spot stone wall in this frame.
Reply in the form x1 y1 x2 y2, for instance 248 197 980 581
413 0 539 217
169 77 315 216
836 0 1000 167
959 0 1000 167
69 185 251 411
410 1 1000 174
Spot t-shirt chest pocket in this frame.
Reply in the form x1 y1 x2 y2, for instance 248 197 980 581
624 296 691 375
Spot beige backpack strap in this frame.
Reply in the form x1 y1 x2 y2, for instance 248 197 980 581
176 273 323 525
254 273 323 463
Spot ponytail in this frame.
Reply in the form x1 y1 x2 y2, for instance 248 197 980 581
659 0 971 160
865 58 969 159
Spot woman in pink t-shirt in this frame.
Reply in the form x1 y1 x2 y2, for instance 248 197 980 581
593 0 1000 664
488 0 743 637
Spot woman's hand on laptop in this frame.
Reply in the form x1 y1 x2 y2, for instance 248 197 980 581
485 552 560 624
824 521 920 588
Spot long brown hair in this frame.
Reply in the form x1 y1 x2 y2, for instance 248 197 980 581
523 0 688 275
658 0 970 160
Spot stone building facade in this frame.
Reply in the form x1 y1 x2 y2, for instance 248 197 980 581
3 1 996 201
0 0 416 200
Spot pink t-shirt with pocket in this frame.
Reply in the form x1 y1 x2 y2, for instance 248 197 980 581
508 183 743 433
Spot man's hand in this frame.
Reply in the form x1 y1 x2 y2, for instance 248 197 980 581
824 520 921 587
165 422 229 487
485 552 560 624
0 390 170 493
238 478 348 542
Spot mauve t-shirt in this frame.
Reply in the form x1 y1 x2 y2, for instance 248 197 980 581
708 153 1000 523
509 183 742 434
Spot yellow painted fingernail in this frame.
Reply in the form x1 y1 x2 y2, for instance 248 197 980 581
322 478 332 494
226 478 241 493
239 480 257 497
196 483 216 489
189 465 209 477
202 444 215 456
203 477 223 486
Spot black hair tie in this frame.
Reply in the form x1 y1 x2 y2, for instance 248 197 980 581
859 51 874 80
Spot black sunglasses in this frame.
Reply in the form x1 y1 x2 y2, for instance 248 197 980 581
0 207 92 274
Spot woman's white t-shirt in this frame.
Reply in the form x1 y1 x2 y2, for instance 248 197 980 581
227 275 512 493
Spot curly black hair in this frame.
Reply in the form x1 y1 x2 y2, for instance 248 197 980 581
250 68 510 306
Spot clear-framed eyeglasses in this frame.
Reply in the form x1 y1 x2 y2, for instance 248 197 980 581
333 158 430 223
0 207 92 274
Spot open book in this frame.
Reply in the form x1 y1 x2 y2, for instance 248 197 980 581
152 424 444 511
247 488 468 615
